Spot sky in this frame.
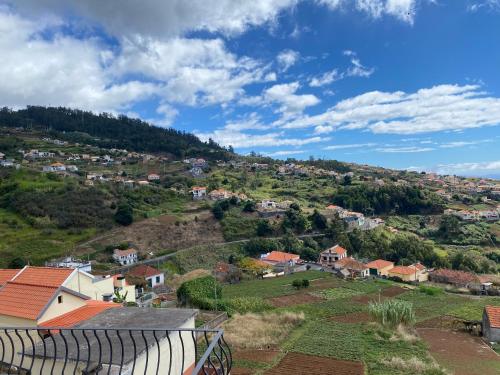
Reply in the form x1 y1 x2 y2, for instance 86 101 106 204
1 0 500 177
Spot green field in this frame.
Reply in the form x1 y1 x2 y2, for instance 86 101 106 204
221 272 500 375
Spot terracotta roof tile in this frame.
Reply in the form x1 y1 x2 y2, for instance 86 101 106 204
0 269 21 286
13 266 74 287
335 257 367 271
114 248 137 257
128 264 162 279
323 245 347 256
40 300 120 328
389 266 417 276
263 251 300 263
366 259 394 270
0 282 59 320
485 305 500 328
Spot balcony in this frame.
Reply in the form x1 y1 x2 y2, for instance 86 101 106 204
0 327 232 374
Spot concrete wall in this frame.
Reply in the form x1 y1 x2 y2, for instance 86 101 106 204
65 271 136 303
39 290 87 323
483 312 500 342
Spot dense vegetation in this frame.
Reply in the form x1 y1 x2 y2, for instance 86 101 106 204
332 185 443 215
0 106 229 159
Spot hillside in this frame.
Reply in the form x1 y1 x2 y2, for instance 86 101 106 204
0 106 229 160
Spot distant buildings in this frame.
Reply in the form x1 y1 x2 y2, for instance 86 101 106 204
483 306 500 343
261 251 301 266
191 186 207 200
147 173 160 181
46 256 92 273
113 248 138 266
318 245 348 268
127 265 165 289
388 263 428 282
365 259 394 277
333 257 369 278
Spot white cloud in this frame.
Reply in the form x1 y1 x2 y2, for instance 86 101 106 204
282 84 500 135
324 143 377 150
376 146 434 153
432 160 500 176
316 0 420 24
264 82 320 117
309 69 341 87
439 140 492 148
264 150 307 157
276 49 300 71
467 1 500 13
13 0 299 38
347 57 375 78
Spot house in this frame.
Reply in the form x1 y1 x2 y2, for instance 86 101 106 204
0 267 90 326
261 251 300 266
0 152 5 159
23 308 199 375
343 212 365 230
319 245 348 267
191 186 207 200
112 248 138 266
208 188 232 200
261 200 277 209
127 264 165 288
388 264 428 282
147 173 160 181
366 259 394 276
42 162 66 172
333 257 369 278
483 305 500 343
45 256 92 273
190 166 204 177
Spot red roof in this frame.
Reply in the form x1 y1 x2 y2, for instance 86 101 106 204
12 266 74 287
335 257 367 271
0 282 60 320
114 248 137 257
0 269 21 286
263 251 300 263
412 263 425 271
485 306 500 328
40 300 120 328
323 245 347 256
366 259 394 270
389 266 417 276
128 264 162 278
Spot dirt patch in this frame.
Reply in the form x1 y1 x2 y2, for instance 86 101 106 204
230 368 255 375
351 293 382 305
417 328 500 375
267 293 325 307
330 312 372 324
381 286 407 297
233 349 281 364
77 211 224 255
265 352 364 375
415 315 462 329
308 277 342 290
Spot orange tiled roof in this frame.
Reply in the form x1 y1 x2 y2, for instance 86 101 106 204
12 266 74 287
114 248 137 256
128 264 162 279
412 263 425 271
335 257 367 271
0 269 21 286
0 282 60 320
263 251 300 263
40 300 120 328
389 266 417 276
485 306 500 328
366 259 394 270
323 245 347 256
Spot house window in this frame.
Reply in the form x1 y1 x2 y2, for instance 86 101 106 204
156 276 160 284
57 295 63 304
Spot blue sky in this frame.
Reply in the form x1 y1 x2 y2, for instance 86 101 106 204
1 1 500 177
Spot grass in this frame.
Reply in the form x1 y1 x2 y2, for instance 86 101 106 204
172 242 246 273
219 207 259 241
312 287 364 299
222 270 328 299
223 312 305 349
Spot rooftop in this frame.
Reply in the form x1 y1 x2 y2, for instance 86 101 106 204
262 251 300 263
485 305 500 328
389 266 417 276
366 259 394 269
40 300 120 328
127 264 162 279
0 269 21 286
12 266 75 287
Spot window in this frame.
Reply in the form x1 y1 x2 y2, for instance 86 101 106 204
156 276 160 283
57 295 63 304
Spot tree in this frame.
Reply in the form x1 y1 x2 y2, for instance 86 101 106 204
244 238 279 257
256 219 273 236
212 204 224 220
8 257 25 269
343 175 352 185
309 210 327 230
242 200 256 212
114 203 133 226
439 215 461 239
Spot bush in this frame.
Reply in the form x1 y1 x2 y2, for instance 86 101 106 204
418 285 443 296
114 203 134 226
368 299 415 328
177 276 222 308
225 297 271 314
292 279 310 289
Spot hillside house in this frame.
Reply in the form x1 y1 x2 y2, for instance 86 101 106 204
319 245 348 267
388 264 428 282
128 264 165 289
147 173 160 181
45 256 92 272
483 305 500 343
209 188 232 200
333 257 369 278
261 251 300 266
0 152 4 159
191 186 207 200
190 166 204 177
43 162 66 172
366 259 394 276
112 248 138 266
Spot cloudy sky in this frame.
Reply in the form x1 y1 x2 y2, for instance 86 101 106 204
1 0 500 177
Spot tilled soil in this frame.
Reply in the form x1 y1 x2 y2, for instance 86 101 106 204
417 328 500 375
330 312 372 324
267 293 325 307
265 352 365 375
233 349 281 364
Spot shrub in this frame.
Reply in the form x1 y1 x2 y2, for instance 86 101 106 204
177 276 222 308
225 297 271 314
302 279 310 288
114 203 134 226
418 285 443 296
292 279 303 289
368 299 415 328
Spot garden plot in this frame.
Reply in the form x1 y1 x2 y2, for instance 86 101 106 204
265 352 364 375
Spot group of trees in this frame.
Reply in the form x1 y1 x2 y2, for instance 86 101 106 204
332 185 443 215
0 106 230 159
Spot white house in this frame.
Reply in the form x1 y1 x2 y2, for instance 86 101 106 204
42 162 66 172
128 265 165 288
147 173 161 181
112 248 138 266
191 186 207 200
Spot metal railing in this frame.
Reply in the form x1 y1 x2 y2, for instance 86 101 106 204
0 327 232 374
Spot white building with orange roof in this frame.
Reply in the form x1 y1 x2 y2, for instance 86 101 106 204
365 259 394 276
191 186 207 200
318 245 347 267
112 248 138 265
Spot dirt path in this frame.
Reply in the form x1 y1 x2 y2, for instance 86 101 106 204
265 352 364 375
417 328 500 375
